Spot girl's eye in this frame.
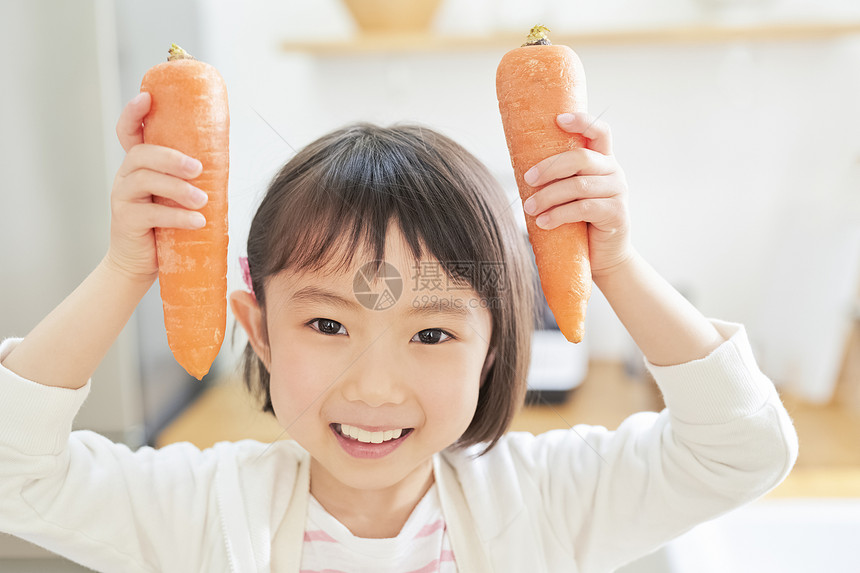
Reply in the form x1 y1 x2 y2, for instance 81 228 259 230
412 329 453 345
308 318 346 336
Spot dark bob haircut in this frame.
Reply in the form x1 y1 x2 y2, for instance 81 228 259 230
237 122 537 456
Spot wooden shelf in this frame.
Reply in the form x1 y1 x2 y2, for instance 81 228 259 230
282 20 860 55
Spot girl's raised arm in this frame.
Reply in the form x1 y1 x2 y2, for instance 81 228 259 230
593 249 726 366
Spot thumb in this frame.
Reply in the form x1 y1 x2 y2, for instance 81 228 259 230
116 92 152 152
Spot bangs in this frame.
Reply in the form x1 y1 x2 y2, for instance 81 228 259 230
249 123 505 305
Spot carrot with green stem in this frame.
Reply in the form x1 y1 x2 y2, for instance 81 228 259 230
140 44 229 379
496 25 590 343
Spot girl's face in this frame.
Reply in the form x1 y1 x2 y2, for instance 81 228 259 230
255 225 493 492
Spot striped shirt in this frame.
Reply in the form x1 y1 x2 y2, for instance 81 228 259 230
300 484 457 573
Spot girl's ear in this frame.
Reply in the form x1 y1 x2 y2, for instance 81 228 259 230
479 348 497 386
229 290 271 369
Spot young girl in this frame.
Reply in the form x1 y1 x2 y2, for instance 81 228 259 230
0 92 798 573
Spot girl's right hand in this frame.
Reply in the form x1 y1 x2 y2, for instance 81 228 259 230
104 92 208 282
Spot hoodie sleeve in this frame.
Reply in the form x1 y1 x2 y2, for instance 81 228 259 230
0 337 224 573
528 319 799 573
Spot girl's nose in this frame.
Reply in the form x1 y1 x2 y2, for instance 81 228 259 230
339 342 408 407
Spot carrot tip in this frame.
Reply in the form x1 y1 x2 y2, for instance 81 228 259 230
523 24 552 47
168 43 196 62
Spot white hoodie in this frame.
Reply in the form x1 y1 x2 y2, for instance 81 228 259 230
0 319 799 572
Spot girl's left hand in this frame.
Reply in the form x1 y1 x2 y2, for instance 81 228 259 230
521 112 633 278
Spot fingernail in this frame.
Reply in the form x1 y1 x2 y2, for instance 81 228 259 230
536 214 550 228
523 196 537 215
192 188 208 206
131 92 146 105
558 113 575 124
186 158 203 174
524 167 539 186
191 212 206 228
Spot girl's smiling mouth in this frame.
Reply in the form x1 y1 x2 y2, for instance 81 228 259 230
330 423 414 459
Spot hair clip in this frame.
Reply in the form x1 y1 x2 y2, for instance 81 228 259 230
239 256 256 301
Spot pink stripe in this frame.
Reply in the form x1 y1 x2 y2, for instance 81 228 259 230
404 551 455 573
414 519 444 538
303 529 338 542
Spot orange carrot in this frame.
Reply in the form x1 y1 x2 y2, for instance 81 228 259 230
496 25 591 343
140 44 229 379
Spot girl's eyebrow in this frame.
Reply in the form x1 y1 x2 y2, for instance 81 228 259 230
289 285 473 320
290 285 360 311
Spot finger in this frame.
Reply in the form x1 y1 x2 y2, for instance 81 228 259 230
118 169 209 209
523 175 617 216
534 197 626 232
116 92 152 153
141 202 207 230
118 143 203 180
557 112 613 156
115 201 207 232
523 147 615 188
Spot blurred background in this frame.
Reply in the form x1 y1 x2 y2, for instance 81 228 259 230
1 0 859 571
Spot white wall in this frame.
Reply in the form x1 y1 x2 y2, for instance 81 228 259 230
3 0 858 405
0 0 145 439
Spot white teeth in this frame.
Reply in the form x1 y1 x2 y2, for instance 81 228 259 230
339 423 405 444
